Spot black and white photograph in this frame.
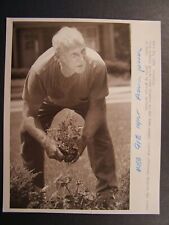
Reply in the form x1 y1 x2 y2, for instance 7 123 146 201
3 18 161 214
9 19 131 211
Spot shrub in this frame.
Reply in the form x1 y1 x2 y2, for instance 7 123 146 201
41 172 130 210
105 60 130 75
42 175 96 209
10 164 129 210
10 165 45 208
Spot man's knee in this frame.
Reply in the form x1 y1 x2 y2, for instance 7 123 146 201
20 128 44 165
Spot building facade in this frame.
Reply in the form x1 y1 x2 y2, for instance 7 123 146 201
12 22 130 78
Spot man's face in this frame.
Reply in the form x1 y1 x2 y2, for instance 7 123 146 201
59 45 87 77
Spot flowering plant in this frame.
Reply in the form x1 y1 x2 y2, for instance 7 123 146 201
47 118 82 163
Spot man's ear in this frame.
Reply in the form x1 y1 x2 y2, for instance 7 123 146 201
53 46 61 59
54 51 60 59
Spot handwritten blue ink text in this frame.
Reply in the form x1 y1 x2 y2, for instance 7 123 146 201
135 77 141 101
136 157 142 172
134 134 142 150
137 48 145 73
136 109 142 129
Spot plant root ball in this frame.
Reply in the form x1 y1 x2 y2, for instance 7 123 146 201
47 109 84 163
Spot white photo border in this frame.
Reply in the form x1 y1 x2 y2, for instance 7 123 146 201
3 18 161 214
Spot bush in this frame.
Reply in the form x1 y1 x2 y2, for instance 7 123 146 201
10 164 129 210
42 175 96 209
42 171 130 210
105 60 130 75
10 165 45 208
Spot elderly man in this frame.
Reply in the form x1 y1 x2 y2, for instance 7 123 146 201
21 26 117 207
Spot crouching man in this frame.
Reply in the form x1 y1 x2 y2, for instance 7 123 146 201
21 26 117 208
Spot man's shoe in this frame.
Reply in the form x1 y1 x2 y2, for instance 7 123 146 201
96 187 118 210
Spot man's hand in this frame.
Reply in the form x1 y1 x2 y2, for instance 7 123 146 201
42 136 64 161
22 115 64 162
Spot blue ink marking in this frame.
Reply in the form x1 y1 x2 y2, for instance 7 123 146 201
136 109 142 129
134 134 142 150
137 48 145 73
136 157 142 172
135 77 141 101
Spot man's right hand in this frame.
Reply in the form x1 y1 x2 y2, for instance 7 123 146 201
42 136 64 161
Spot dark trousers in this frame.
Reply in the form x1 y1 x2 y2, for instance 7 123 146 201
20 100 117 192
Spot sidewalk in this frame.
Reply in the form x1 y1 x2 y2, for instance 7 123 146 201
106 86 131 104
10 86 131 112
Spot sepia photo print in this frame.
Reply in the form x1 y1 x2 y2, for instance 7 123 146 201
3 18 161 214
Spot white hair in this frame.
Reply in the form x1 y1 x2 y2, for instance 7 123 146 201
52 27 85 56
